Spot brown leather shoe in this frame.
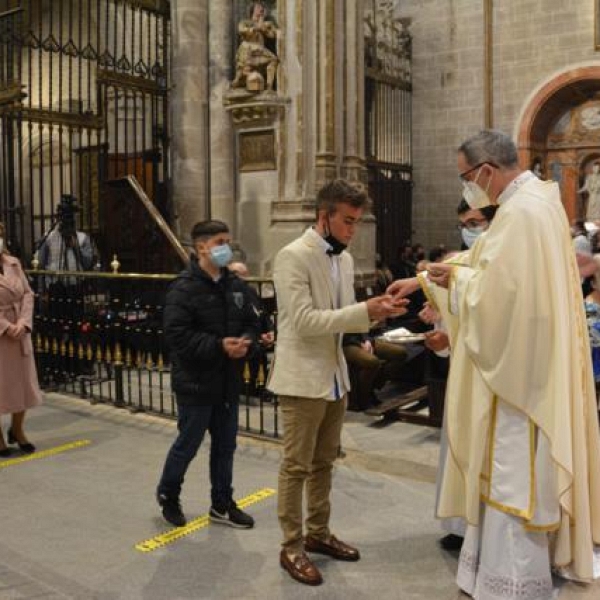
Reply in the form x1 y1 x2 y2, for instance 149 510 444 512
279 549 323 586
304 535 361 561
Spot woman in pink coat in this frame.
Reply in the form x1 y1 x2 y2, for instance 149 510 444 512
0 222 42 456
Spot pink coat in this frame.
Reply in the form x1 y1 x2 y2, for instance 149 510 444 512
0 254 42 414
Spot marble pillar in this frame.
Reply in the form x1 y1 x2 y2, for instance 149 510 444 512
342 0 366 183
270 0 374 284
209 1 236 233
341 0 374 284
171 0 209 242
314 0 338 188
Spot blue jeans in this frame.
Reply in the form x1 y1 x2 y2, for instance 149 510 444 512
157 402 239 510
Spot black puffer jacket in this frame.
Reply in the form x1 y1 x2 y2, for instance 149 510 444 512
164 260 259 405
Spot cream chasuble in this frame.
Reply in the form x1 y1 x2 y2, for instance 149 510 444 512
429 176 600 582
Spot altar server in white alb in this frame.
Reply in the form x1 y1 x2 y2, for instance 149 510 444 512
389 129 600 598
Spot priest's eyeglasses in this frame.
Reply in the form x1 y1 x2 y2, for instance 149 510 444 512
458 161 499 182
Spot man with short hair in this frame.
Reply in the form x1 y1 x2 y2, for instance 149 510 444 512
156 220 259 529
456 199 497 249
390 130 600 595
269 179 407 586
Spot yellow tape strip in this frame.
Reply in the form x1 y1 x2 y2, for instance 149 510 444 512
0 439 91 469
135 487 277 553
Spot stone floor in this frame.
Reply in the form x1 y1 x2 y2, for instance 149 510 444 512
0 393 598 600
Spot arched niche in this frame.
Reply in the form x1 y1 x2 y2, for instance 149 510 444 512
517 66 600 221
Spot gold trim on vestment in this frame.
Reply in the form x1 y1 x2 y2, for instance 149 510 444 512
524 521 561 533
485 396 498 491
480 398 537 523
480 495 533 520
528 418 536 519
448 266 458 314
417 272 439 312
476 389 574 523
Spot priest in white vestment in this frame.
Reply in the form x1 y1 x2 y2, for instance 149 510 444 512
389 130 600 599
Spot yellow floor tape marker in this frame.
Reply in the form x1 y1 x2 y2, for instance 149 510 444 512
135 487 277 553
0 439 91 469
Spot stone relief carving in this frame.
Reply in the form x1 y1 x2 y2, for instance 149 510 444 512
224 2 289 129
581 105 600 130
548 99 600 148
364 0 411 85
231 1 279 95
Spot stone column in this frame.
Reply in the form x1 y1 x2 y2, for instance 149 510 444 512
342 0 367 183
314 0 338 188
275 0 367 201
170 0 209 241
209 1 236 233
255 0 374 283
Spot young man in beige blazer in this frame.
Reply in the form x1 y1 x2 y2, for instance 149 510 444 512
269 179 407 586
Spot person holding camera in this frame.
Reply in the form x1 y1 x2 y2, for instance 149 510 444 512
37 195 93 272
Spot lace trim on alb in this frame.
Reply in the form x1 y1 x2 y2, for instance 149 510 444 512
459 549 478 574
476 566 553 599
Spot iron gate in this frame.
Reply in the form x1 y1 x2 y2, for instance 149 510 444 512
364 2 412 265
0 0 171 265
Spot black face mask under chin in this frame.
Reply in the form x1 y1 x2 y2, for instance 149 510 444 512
323 219 347 255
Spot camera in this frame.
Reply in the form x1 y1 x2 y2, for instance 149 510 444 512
56 194 79 238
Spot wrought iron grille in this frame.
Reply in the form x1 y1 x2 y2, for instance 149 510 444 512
28 269 281 441
0 0 171 266
364 2 412 263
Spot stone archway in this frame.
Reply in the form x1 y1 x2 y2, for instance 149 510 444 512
517 65 600 221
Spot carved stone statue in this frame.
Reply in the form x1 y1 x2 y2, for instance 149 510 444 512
580 163 600 222
232 2 279 94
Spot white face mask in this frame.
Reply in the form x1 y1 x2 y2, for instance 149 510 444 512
461 166 493 209
593 164 600 175
461 226 485 248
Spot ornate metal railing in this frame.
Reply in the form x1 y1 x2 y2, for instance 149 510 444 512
27 269 280 440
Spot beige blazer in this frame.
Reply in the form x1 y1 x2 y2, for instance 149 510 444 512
267 228 370 399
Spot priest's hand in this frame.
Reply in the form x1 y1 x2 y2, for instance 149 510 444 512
386 276 420 302
419 302 440 325
427 263 452 289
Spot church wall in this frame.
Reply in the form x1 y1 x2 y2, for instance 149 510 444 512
394 0 598 250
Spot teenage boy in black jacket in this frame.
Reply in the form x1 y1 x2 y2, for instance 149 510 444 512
156 220 259 528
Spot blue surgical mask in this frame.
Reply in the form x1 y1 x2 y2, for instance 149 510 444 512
461 226 485 248
209 243 233 268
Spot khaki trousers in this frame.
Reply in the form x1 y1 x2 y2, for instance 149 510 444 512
277 395 346 553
